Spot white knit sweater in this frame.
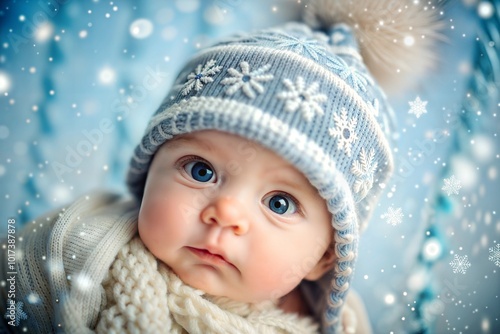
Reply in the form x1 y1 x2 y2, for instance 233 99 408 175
1 192 138 333
0 192 318 333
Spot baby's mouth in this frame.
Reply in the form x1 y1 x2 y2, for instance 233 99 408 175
187 247 236 268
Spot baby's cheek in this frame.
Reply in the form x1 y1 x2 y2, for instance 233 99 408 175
137 213 156 253
138 205 157 237
138 202 170 249
244 259 303 302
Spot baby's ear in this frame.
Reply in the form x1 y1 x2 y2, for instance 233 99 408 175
304 247 336 281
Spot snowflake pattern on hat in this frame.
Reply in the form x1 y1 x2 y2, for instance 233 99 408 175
181 59 222 96
351 147 378 200
369 98 380 117
219 24 330 61
260 31 328 61
220 61 274 99
326 56 372 92
276 76 327 121
329 108 358 157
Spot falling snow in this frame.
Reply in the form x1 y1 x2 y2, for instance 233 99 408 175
449 254 471 274
381 206 404 226
129 19 154 39
98 67 116 85
489 244 500 267
0 71 11 93
442 174 462 196
1 3 499 334
27 292 41 304
408 96 428 118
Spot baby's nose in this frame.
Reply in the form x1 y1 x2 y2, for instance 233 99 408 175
200 197 249 235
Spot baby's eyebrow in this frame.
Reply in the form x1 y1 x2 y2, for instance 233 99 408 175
162 136 214 153
264 165 309 190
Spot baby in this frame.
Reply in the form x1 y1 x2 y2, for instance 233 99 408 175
96 130 340 333
138 130 335 304
1 0 440 333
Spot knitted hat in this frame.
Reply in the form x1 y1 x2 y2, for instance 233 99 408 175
127 1 441 331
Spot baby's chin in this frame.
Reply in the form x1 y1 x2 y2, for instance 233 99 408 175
170 266 231 295
173 268 274 304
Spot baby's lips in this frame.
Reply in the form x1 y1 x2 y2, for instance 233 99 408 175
187 245 237 269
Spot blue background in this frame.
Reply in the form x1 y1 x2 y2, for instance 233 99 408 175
0 0 498 332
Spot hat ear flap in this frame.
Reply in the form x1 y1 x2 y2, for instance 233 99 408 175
304 247 337 281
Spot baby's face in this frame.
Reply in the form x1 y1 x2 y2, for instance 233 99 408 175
138 130 332 303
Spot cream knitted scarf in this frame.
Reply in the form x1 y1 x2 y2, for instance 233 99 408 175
96 237 319 334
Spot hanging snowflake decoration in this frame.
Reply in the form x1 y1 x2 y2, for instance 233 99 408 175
220 61 274 99
381 206 404 226
4 300 28 326
276 76 327 122
326 56 371 92
181 59 222 96
329 108 358 157
489 244 500 267
351 147 378 200
449 254 471 274
442 175 462 196
408 96 428 118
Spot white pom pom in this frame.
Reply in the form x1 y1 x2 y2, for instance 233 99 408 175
304 0 444 92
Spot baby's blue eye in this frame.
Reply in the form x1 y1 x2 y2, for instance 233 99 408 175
184 161 215 182
265 194 297 215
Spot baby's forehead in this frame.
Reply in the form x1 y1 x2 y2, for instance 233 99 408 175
160 130 264 156
163 130 255 146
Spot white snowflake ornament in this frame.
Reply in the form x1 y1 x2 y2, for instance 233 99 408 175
381 206 404 226
276 76 327 122
449 254 471 274
220 61 274 99
442 175 462 196
351 148 378 200
489 244 500 267
408 96 428 118
181 59 222 96
329 108 358 157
